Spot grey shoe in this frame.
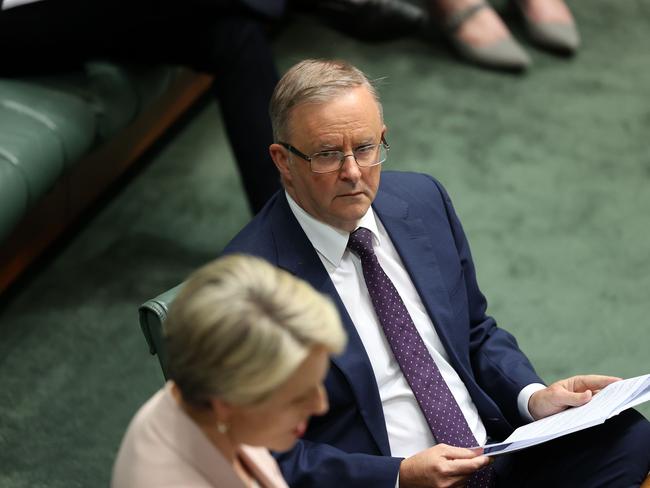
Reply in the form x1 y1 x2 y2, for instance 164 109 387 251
513 0 580 53
445 2 531 71
450 34 531 71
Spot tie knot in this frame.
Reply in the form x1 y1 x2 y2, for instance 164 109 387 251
348 227 375 258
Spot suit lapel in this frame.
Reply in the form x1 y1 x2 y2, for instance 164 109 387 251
373 187 514 436
372 191 469 373
269 196 393 456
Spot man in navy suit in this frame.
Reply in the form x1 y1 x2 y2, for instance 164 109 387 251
223 59 650 487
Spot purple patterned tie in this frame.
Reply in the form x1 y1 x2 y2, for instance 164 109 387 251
348 227 494 487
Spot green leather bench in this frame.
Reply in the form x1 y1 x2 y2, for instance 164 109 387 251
139 283 183 378
0 63 212 292
0 75 95 242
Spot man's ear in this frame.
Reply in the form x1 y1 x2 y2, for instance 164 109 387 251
270 143 292 183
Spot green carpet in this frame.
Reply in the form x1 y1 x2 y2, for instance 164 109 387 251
1 1 649 485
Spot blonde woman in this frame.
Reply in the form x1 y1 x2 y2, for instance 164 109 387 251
112 254 346 488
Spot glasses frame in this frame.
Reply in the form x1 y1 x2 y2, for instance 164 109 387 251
278 136 390 174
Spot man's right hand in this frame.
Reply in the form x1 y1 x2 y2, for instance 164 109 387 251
399 444 490 488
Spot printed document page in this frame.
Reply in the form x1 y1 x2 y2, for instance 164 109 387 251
482 374 650 456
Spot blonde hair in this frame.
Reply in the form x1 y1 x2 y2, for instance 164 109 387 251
270 58 383 141
164 254 346 407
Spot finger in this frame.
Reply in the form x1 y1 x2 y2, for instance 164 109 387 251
558 388 592 407
573 375 621 391
448 455 491 475
438 444 483 459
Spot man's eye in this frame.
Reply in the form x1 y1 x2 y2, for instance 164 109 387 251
315 151 340 159
355 145 374 154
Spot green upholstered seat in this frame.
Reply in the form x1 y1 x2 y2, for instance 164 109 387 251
28 63 178 142
0 104 69 242
139 283 183 378
0 79 96 166
26 62 156 142
0 64 178 245
0 158 29 243
0 106 65 200
0 79 96 241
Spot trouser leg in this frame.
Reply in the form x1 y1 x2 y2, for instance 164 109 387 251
493 409 650 487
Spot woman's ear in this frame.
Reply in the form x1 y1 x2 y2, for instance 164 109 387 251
209 397 233 424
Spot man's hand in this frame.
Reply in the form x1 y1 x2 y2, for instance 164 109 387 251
528 374 622 420
399 444 490 488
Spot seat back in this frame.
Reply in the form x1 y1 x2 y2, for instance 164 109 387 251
138 283 183 378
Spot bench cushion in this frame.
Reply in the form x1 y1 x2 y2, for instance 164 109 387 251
0 79 96 166
0 158 28 242
0 64 179 243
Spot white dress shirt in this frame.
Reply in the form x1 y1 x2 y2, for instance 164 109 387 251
286 193 543 460
287 193 490 457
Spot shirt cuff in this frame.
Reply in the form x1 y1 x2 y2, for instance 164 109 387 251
517 383 546 422
395 471 400 488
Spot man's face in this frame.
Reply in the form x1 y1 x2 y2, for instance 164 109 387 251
270 86 385 232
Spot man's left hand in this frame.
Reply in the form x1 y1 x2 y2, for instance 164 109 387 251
528 375 622 420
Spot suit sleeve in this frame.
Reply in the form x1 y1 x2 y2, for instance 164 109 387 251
274 439 402 488
430 176 545 427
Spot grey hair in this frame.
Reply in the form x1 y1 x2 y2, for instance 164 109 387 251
164 254 346 407
270 58 383 142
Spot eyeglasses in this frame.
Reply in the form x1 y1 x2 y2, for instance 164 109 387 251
278 137 390 174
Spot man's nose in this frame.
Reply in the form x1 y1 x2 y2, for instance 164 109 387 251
338 153 361 181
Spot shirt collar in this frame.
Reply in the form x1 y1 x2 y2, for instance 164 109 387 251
286 191 381 268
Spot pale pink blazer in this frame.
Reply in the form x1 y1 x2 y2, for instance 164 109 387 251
112 382 289 488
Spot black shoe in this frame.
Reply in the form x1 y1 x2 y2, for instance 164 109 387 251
292 0 429 41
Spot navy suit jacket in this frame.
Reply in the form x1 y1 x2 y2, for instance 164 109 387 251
223 171 544 487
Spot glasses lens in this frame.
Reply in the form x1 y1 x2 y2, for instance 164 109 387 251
311 151 343 173
308 143 388 173
354 144 377 166
356 144 388 167
378 143 388 164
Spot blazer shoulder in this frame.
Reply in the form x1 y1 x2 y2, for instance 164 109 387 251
381 170 447 196
379 171 452 210
222 192 286 262
223 218 277 262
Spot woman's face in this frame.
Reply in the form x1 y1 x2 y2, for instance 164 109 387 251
226 346 331 452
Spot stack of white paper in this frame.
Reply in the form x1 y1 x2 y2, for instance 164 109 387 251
482 374 650 456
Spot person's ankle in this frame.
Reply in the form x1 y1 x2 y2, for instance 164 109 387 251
516 0 574 24
434 0 481 15
454 7 512 47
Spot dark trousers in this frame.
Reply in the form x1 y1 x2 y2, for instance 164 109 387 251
493 409 650 487
0 0 281 213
